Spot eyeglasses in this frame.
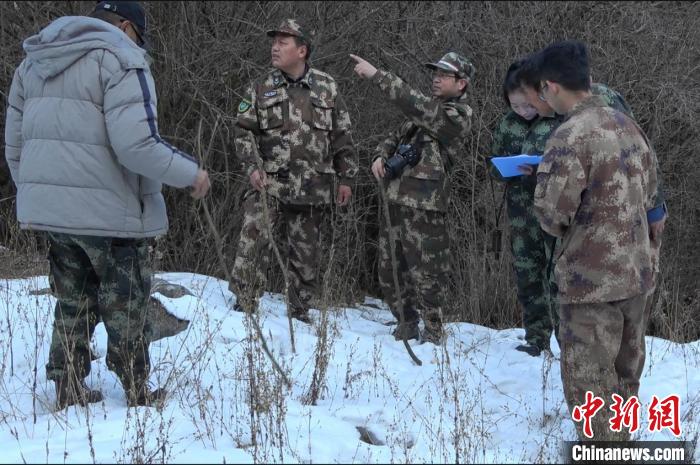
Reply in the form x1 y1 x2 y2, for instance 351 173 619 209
538 81 549 102
432 70 458 81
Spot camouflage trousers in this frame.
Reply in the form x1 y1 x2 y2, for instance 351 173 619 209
507 183 559 349
229 191 322 314
378 203 450 332
46 232 152 394
559 291 653 441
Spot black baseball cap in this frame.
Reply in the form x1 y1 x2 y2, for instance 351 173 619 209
93 1 150 50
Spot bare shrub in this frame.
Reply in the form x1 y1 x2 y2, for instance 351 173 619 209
0 1 698 342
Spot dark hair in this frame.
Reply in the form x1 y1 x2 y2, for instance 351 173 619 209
457 77 468 96
502 59 526 106
536 40 591 92
516 53 542 92
292 36 313 61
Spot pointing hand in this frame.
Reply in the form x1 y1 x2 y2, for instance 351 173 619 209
349 54 378 79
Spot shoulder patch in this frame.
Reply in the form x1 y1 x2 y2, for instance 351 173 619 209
238 99 252 113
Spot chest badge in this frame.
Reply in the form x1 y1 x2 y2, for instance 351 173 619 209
263 90 278 98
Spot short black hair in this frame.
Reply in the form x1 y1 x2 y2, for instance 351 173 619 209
292 36 313 61
516 53 541 92
536 40 591 92
502 59 525 106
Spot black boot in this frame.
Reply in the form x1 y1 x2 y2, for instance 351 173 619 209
233 302 245 313
515 342 542 357
290 308 312 324
127 386 168 408
420 325 446 345
392 320 420 341
55 377 103 410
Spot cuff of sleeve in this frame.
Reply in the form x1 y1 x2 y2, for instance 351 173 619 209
163 154 199 188
244 164 257 178
647 203 667 224
371 69 389 87
244 160 264 178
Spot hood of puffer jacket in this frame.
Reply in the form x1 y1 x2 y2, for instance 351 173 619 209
23 15 147 80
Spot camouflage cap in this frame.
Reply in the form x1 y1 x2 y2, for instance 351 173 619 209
266 18 311 44
425 52 476 81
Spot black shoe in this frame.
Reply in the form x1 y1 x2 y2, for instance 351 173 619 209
515 342 542 357
56 379 104 410
392 321 419 341
420 326 446 345
292 313 312 324
127 387 167 408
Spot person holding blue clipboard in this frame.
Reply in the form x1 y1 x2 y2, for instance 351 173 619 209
490 54 664 358
488 58 564 357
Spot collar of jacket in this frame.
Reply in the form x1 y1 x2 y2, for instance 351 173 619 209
505 109 536 126
272 64 312 88
271 66 332 103
565 94 607 121
534 111 564 125
441 91 468 104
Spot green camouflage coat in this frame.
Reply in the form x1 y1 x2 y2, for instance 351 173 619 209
489 110 530 176
235 67 358 205
373 70 473 212
490 111 562 348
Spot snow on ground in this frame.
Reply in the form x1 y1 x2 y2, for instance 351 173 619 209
0 273 698 463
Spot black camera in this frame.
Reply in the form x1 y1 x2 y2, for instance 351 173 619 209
384 144 421 180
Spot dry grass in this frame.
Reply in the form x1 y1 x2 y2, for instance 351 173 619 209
0 1 698 342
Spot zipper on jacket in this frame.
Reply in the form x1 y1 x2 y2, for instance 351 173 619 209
138 176 144 213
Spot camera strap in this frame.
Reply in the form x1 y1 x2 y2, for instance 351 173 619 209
401 123 423 152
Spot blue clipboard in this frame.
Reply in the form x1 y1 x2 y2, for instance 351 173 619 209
490 155 543 178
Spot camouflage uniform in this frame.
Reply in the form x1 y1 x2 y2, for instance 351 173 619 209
46 232 152 396
489 83 645 352
373 52 474 341
594 82 667 222
490 112 562 351
232 191 323 315
534 95 660 441
592 82 633 116
230 19 358 318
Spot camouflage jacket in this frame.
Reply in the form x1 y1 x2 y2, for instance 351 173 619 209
372 70 472 212
490 110 529 163
490 83 666 211
234 67 358 205
592 82 633 117
490 83 630 183
490 111 563 199
593 83 666 211
534 95 659 304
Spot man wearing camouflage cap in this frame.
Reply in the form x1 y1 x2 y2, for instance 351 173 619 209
351 52 474 344
230 19 358 323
